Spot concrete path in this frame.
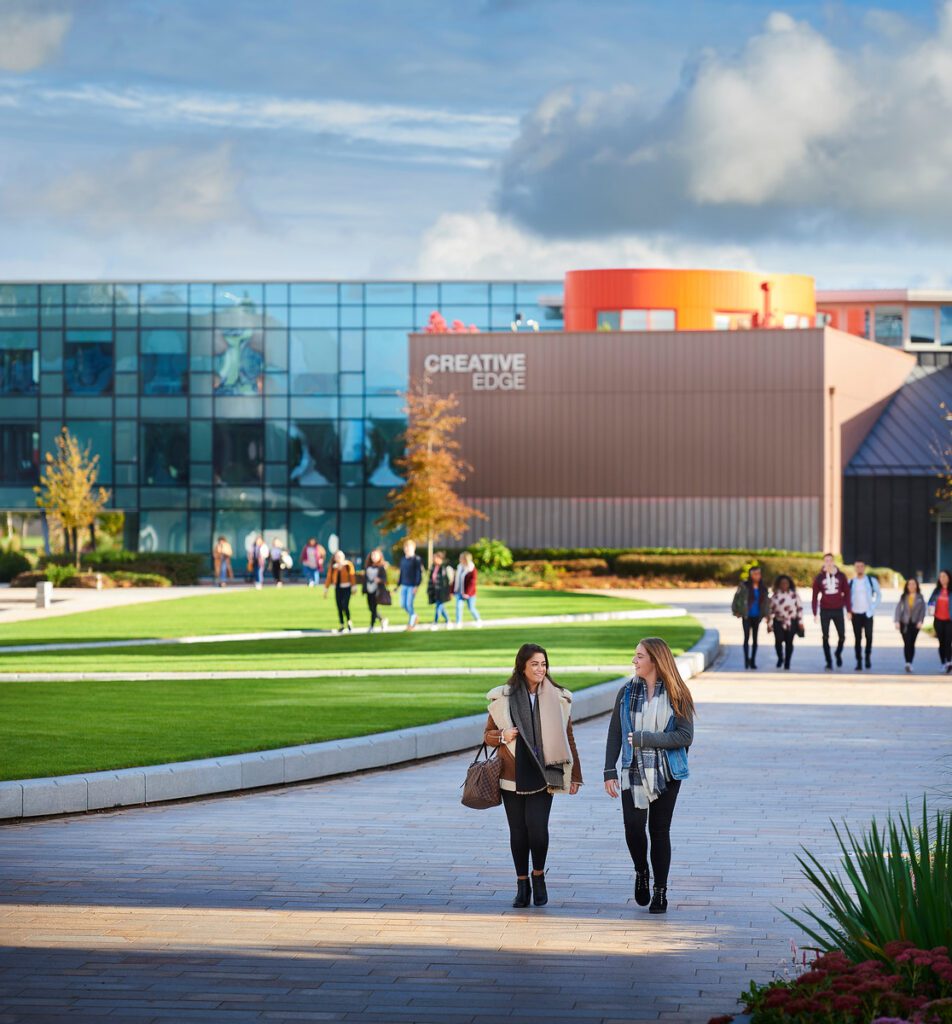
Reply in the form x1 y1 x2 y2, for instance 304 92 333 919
1 589 950 1023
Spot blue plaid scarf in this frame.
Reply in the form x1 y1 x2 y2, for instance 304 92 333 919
620 676 669 807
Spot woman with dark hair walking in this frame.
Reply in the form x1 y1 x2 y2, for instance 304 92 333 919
484 643 582 908
604 637 696 915
731 565 769 669
894 577 927 673
768 574 803 670
927 569 952 673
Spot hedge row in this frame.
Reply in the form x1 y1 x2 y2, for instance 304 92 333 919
42 551 204 585
11 568 173 589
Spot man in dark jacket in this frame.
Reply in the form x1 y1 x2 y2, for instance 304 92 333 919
398 539 423 631
811 553 852 671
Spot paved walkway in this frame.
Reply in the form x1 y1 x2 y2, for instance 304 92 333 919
1 589 950 1023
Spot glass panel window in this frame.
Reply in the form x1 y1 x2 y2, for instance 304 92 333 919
138 510 188 553
289 329 338 394
289 306 337 329
67 421 113 483
64 340 113 394
941 307 952 346
140 283 188 305
265 283 288 304
65 284 114 305
620 309 649 331
215 284 263 308
213 421 264 485
340 330 363 371
340 283 364 304
874 308 903 346
141 422 189 486
0 424 39 483
909 307 936 345
0 284 39 306
366 418 405 488
340 420 364 463
650 309 676 330
290 283 338 304
415 283 440 305
365 305 415 329
0 308 38 329
441 283 489 305
141 329 188 395
289 420 338 486
0 334 38 394
438 306 489 330
596 311 620 330
365 282 413 304
365 330 407 394
213 328 264 395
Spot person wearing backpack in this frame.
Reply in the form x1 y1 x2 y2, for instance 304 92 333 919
426 551 454 628
731 565 769 670
811 554 852 671
849 560 881 671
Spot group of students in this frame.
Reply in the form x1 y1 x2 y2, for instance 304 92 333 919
732 554 952 674
483 636 693 916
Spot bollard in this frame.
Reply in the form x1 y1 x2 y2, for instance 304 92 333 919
35 581 53 609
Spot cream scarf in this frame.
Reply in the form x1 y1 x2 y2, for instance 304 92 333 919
537 678 572 766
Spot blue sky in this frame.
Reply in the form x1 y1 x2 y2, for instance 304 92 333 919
0 0 949 286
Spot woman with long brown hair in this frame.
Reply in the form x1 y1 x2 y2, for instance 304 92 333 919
484 643 582 908
604 637 696 915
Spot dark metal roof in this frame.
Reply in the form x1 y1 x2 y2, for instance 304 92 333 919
846 365 952 477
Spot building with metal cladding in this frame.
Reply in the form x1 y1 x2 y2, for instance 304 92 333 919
1 269 950 576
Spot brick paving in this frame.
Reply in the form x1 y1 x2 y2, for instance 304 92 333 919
1 590 950 1023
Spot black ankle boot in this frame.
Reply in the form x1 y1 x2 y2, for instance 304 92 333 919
531 872 548 907
648 886 668 914
634 870 650 906
512 878 531 908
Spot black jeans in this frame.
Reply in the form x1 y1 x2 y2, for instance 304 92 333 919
936 618 952 665
773 624 795 669
501 789 553 876
852 612 873 665
820 608 845 666
335 585 352 625
741 617 761 666
366 592 381 627
900 624 920 664
621 779 681 888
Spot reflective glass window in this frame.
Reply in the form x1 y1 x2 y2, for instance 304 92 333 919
138 510 188 553
0 308 38 329
190 283 214 304
263 306 290 328
213 421 264 485
64 340 113 394
621 309 648 331
40 284 64 306
140 306 188 329
214 509 264 561
213 328 264 395
875 308 903 346
289 306 337 329
0 333 38 394
141 422 189 486
264 330 289 372
650 309 676 330
365 418 405 488
935 307 952 346
0 284 39 306
290 283 338 304
141 329 188 395
490 283 515 304
340 305 363 328
0 424 39 483
289 420 338 486
491 307 519 330
265 283 289 304
910 308 936 345
140 284 188 305
215 284 263 307
340 330 363 371
340 373 363 395
65 284 113 305
441 283 489 304
365 283 413 304
365 305 415 329
596 311 620 330
340 283 363 304
67 421 113 483
65 306 112 328
415 283 439 305
290 329 338 394
365 330 407 394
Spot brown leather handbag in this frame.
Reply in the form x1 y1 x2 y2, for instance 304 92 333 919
461 742 502 809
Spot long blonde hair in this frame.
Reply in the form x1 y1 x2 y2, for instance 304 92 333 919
639 636 696 720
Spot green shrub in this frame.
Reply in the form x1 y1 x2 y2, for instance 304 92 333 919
110 571 172 588
44 564 77 587
0 550 31 583
43 551 203 585
514 558 610 574
612 552 751 583
469 538 513 572
783 799 952 962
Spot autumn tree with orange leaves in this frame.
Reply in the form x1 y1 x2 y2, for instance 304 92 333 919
376 378 485 564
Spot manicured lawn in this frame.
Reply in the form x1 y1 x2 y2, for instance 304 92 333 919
0 586 659 647
0 617 701 674
0 670 622 780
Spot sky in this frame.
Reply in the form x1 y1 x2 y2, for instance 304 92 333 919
1 0 951 287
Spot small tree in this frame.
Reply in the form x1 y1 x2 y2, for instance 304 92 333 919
35 428 111 567
376 378 485 564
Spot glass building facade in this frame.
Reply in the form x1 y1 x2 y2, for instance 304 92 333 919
0 280 562 561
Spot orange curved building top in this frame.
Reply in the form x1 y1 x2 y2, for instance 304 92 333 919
563 268 816 332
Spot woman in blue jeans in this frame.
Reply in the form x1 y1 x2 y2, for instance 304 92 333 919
453 550 482 627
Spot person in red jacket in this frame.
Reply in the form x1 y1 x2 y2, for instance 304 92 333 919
453 550 482 627
811 553 852 671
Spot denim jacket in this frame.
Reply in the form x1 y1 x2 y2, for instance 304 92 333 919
604 679 693 783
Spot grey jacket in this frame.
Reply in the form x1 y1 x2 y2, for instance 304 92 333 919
894 593 926 628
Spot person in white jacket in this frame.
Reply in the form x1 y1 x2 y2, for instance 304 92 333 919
849 560 881 672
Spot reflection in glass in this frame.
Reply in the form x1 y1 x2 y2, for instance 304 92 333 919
340 420 364 463
365 330 407 394
290 330 337 394
141 329 188 395
366 418 405 487
213 421 264 485
875 308 903 345
141 423 189 486
67 421 113 483
213 328 264 395
596 310 620 330
910 307 936 345
138 510 187 553
289 420 338 486
0 424 39 482
942 307 952 346
0 336 38 393
64 341 113 394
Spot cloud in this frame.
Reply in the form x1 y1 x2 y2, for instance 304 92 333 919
414 210 756 278
0 1 70 72
6 144 247 235
495 3 952 240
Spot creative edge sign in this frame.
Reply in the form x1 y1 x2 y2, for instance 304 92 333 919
422 352 527 391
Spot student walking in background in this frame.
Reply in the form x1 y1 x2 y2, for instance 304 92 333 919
324 549 356 632
213 536 233 588
427 551 454 628
269 538 290 587
249 535 268 590
811 553 852 671
730 565 769 669
363 548 390 633
767 574 803 671
398 539 423 631
927 569 952 673
604 637 695 916
300 538 325 588
454 550 482 627
849 560 881 671
894 578 927 673
484 643 582 908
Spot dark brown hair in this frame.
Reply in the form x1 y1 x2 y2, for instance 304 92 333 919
506 642 561 693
